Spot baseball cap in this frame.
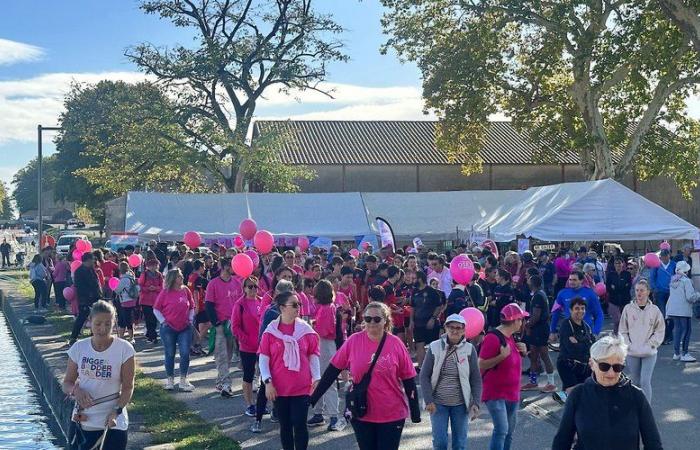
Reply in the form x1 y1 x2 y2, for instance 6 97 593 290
445 314 466 326
659 249 670 257
522 251 534 262
577 246 587 253
500 303 530 321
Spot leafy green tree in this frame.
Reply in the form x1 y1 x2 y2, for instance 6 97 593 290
0 182 13 220
125 0 343 192
660 1 700 54
381 0 700 197
11 156 58 215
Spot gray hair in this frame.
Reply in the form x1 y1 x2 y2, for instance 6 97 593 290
583 262 596 272
590 334 628 361
275 279 295 295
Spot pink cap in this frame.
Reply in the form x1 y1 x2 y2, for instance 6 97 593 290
500 303 530 321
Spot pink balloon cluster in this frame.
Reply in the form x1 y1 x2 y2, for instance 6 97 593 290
70 261 82 273
239 219 257 241
75 239 92 253
244 250 260 268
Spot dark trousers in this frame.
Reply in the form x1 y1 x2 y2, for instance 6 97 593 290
70 305 91 341
141 305 158 340
54 281 67 309
1 253 10 267
654 290 674 342
31 280 48 309
351 418 405 450
75 428 127 450
276 395 310 450
256 380 277 421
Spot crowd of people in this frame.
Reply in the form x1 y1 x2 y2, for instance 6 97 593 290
22 237 695 449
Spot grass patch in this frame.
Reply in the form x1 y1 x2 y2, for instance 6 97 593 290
131 371 240 450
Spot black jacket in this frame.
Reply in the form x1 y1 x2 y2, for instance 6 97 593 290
552 375 663 450
606 270 632 307
74 265 102 307
558 319 595 363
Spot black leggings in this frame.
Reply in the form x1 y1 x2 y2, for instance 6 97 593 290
141 305 158 340
54 281 66 309
276 395 309 450
70 305 91 341
31 280 48 309
351 418 405 450
240 351 257 383
75 428 127 450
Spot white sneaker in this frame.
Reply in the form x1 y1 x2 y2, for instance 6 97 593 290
673 354 681 361
164 377 175 390
179 379 195 392
681 354 697 362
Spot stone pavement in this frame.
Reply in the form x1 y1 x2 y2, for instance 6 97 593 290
134 318 700 450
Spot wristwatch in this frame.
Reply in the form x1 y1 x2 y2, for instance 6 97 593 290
263 378 272 385
113 406 123 415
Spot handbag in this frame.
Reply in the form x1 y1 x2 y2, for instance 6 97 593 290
345 332 387 419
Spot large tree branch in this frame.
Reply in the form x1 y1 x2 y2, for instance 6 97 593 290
659 0 700 55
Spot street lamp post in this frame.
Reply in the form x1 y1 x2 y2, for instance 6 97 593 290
37 125 61 247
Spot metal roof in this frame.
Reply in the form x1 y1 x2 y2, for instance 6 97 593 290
253 120 581 165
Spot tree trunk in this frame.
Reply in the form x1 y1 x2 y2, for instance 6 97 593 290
571 82 614 180
660 0 700 55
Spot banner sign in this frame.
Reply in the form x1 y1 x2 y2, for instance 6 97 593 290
375 217 396 250
517 238 530 254
469 231 488 245
413 237 424 249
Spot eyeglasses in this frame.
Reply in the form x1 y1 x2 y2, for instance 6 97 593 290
284 302 300 309
363 316 383 324
245 285 258 290
446 325 465 331
596 361 625 373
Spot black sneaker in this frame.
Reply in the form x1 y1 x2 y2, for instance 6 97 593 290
307 414 325 427
244 405 256 417
270 410 279 423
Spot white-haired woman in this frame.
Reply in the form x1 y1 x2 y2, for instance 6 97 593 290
667 261 700 362
552 335 662 450
619 279 665 402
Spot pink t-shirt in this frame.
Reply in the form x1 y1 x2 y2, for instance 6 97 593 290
53 261 69 283
154 287 195 332
205 276 242 323
479 332 522 402
331 331 416 423
259 321 320 397
313 304 336 340
298 291 315 318
335 291 351 337
231 295 262 353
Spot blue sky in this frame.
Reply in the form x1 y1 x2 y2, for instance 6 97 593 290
0 0 426 187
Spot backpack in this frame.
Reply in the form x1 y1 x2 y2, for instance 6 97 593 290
127 276 140 299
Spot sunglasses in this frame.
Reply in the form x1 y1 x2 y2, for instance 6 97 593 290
245 285 258 289
363 316 383 324
284 302 300 309
596 361 625 373
446 325 465 331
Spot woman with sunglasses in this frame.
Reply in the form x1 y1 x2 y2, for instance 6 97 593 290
231 276 262 417
311 302 421 450
552 335 663 450
259 291 320 450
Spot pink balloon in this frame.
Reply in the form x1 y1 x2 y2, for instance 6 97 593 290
183 231 202 249
594 282 607 296
254 230 274 254
108 277 120 291
128 254 141 268
512 275 520 284
659 241 671 251
233 235 245 248
75 239 91 253
239 219 257 241
459 307 486 339
644 252 661 268
298 236 310 252
70 260 82 273
72 249 84 261
450 254 475 284
349 248 360 258
361 242 370 250
63 286 76 301
232 253 254 278
244 250 260 268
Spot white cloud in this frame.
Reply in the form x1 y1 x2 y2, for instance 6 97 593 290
0 38 44 65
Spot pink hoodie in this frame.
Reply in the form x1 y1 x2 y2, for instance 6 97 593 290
231 295 262 353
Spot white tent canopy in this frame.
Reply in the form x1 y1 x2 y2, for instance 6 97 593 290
120 180 698 243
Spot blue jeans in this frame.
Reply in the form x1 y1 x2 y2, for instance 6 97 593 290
430 403 469 450
485 400 518 450
160 324 193 377
671 316 692 355
654 290 673 341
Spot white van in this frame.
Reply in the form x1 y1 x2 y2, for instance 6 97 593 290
56 234 89 255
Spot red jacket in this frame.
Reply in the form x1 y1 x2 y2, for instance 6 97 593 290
138 270 163 306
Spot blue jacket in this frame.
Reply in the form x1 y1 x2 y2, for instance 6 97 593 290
650 261 676 293
550 286 604 335
258 304 280 343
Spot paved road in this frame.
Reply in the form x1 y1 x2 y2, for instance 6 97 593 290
135 319 700 450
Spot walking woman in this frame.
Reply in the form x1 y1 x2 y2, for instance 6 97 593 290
606 257 632 333
154 269 196 391
259 291 321 450
63 300 135 450
667 261 699 362
619 278 665 402
311 302 421 450
114 262 138 344
138 258 163 344
29 254 49 310
231 276 262 416
478 303 529 450
420 314 482 450
552 335 663 450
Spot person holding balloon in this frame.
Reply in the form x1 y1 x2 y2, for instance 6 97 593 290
649 248 676 344
53 253 70 310
139 258 164 344
420 313 482 450
114 262 139 344
69 252 103 346
605 257 632 334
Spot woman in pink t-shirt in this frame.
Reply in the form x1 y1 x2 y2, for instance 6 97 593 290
478 303 529 450
310 302 421 450
154 269 195 392
230 276 262 417
259 291 320 450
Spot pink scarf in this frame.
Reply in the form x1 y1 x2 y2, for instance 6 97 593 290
263 318 316 372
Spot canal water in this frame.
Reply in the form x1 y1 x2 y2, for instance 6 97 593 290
0 311 62 449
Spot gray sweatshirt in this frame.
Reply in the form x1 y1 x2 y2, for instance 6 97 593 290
419 343 482 407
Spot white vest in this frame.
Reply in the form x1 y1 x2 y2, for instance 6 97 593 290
429 337 473 404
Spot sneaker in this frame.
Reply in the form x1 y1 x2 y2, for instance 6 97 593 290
681 354 697 362
263 407 271 416
327 417 345 431
673 354 681 361
244 405 256 417
307 414 325 427
553 391 567 405
250 421 262 433
179 380 195 392
164 378 175 391
270 410 279 423
540 384 557 393
220 386 234 398
215 383 224 393
520 382 540 391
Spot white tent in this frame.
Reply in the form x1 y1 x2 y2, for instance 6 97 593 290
124 191 374 240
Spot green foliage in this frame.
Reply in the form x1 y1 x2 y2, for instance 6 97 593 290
382 0 700 196
0 182 12 220
246 131 316 192
11 155 59 214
